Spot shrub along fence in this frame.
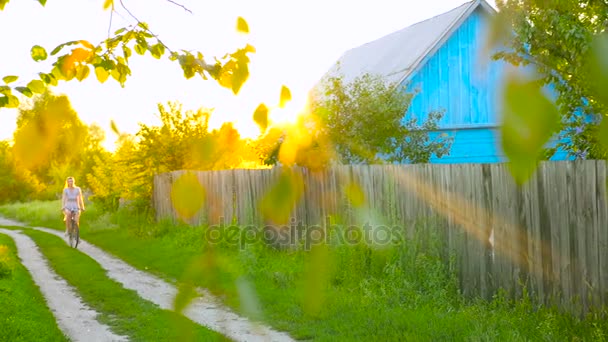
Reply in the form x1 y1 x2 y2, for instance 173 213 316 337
153 160 607 316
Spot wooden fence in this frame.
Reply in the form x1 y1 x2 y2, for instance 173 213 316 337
153 160 608 316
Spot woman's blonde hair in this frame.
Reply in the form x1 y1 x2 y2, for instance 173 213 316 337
64 176 76 189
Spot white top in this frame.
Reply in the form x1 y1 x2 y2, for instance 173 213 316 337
63 187 82 210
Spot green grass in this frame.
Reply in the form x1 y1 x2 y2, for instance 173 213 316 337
2 201 608 341
22 228 230 342
0 232 68 342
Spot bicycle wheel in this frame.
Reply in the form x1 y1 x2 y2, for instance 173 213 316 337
69 215 77 248
74 222 80 249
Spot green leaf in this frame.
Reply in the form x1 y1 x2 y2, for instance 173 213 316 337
259 169 304 224
105 36 121 50
36 0 46 6
111 63 130 87
253 103 269 132
0 0 9 11
2 76 18 84
50 41 78 56
587 33 608 106
14 86 33 98
114 27 126 35
5 94 19 108
171 172 206 220
0 96 7 107
122 45 132 60
30 45 47 62
345 181 365 207
0 85 10 95
110 68 120 82
134 43 146 55
303 244 331 317
38 73 51 84
39 72 57 86
110 120 120 135
27 80 46 94
279 85 292 108
236 17 249 33
501 72 560 185
599 116 608 151
51 66 65 81
173 283 197 315
151 43 164 59
95 66 109 83
76 65 90 81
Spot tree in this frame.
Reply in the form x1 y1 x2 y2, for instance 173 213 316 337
0 140 44 203
0 1 263 114
135 102 214 173
12 91 90 195
86 132 135 211
308 72 453 164
492 0 608 160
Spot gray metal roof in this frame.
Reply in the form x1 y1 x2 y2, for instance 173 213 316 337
324 0 496 87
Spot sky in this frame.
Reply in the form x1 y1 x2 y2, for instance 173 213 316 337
0 0 496 151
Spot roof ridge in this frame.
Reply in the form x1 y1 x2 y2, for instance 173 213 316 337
392 0 485 85
345 1 476 54
318 0 496 92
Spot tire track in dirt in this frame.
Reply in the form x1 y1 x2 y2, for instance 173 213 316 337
33 226 295 342
0 228 128 342
0 218 295 342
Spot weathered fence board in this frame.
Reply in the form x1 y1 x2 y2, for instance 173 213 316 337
153 160 608 316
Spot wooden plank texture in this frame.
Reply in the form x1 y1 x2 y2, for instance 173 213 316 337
152 161 608 315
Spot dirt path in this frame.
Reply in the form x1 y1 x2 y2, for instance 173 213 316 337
0 218 295 342
0 228 128 342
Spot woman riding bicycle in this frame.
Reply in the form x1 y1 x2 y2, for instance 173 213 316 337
61 176 85 236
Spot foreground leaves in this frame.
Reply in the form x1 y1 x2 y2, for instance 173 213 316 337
171 172 206 221
0 4 255 109
501 71 560 185
259 169 304 224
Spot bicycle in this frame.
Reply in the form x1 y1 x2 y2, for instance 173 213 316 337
67 208 80 249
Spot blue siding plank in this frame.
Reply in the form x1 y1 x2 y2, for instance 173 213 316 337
391 6 573 164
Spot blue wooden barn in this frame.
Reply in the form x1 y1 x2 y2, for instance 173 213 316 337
324 0 569 163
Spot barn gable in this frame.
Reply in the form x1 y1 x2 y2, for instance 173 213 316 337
322 0 571 163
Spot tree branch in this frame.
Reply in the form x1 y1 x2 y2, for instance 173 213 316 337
107 7 113 39
165 0 192 14
119 0 174 54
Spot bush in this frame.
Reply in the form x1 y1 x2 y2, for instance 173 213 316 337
0 245 13 279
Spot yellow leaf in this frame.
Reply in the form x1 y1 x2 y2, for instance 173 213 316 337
171 172 206 221
95 66 109 83
103 0 113 10
279 85 291 108
13 102 66 169
79 40 95 50
253 103 269 133
345 181 365 207
27 79 46 94
76 65 90 81
236 16 249 34
259 169 304 224
110 120 120 135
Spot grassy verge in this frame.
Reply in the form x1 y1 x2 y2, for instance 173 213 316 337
0 232 68 342
2 202 608 341
22 228 229 342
